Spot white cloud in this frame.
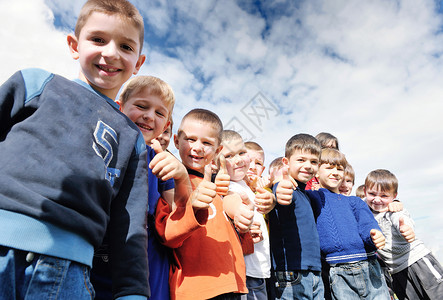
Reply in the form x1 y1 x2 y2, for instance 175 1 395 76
0 0 78 82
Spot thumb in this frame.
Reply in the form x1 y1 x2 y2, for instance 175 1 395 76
203 164 212 181
370 229 378 237
240 192 254 210
399 216 405 228
218 154 228 174
256 187 266 194
282 165 290 181
151 138 163 154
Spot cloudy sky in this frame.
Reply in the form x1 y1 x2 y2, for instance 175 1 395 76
1 0 442 261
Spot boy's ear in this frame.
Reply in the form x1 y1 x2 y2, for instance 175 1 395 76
173 134 180 150
115 100 123 112
215 144 223 155
133 54 146 75
282 157 289 166
67 34 80 60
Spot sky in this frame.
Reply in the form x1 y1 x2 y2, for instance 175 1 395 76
1 0 442 261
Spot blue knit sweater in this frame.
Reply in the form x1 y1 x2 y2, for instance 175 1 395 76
307 188 380 265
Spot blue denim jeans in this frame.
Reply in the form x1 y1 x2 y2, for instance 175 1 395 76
240 276 267 300
274 270 324 300
329 258 390 300
0 246 95 300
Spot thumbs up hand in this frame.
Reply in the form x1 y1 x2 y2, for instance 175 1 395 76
275 166 297 205
191 164 217 211
370 229 385 249
233 192 254 233
254 187 276 214
215 154 230 196
149 139 188 182
399 217 415 243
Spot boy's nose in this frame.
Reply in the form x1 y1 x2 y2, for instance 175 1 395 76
142 109 154 121
102 41 119 58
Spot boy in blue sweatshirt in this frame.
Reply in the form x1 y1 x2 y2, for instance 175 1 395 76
306 148 390 300
92 75 190 300
0 0 148 299
269 133 324 299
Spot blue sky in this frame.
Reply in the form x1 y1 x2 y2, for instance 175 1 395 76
1 0 443 262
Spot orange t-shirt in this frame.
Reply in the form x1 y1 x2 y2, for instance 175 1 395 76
156 174 247 300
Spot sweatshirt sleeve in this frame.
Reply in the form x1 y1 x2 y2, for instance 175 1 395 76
350 196 381 246
109 145 150 299
155 195 208 249
0 69 53 137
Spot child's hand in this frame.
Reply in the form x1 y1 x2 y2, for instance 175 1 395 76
234 192 254 233
399 217 415 243
275 166 297 205
250 220 263 244
256 175 272 190
215 154 230 196
149 139 188 182
388 201 403 212
191 165 217 211
254 187 276 214
245 174 259 192
370 229 385 249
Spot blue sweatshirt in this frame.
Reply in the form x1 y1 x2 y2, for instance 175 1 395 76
0 69 149 299
269 181 322 272
307 188 380 265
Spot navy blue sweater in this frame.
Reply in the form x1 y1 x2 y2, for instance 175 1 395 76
269 181 322 272
0 69 149 299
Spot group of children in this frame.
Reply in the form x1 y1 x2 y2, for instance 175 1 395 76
0 0 442 300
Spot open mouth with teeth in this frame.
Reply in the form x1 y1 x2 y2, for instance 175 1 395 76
190 155 204 161
97 64 121 73
136 123 152 131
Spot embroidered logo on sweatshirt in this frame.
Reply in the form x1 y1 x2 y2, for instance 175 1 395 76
93 120 121 187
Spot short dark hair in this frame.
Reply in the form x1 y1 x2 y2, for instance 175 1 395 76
285 133 321 158
315 132 339 150
178 108 223 143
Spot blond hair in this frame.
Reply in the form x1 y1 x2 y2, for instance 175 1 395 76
119 76 175 118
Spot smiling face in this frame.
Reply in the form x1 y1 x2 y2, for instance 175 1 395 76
68 12 145 99
339 175 354 196
365 185 397 212
284 150 319 184
221 137 250 182
317 163 344 193
156 123 172 150
174 119 221 173
246 149 265 182
117 88 170 144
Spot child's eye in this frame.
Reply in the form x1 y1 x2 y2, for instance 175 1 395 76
203 141 213 146
225 154 233 159
91 37 105 44
136 105 146 109
121 44 134 52
156 111 165 117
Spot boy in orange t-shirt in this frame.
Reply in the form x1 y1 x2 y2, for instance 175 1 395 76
156 108 253 300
